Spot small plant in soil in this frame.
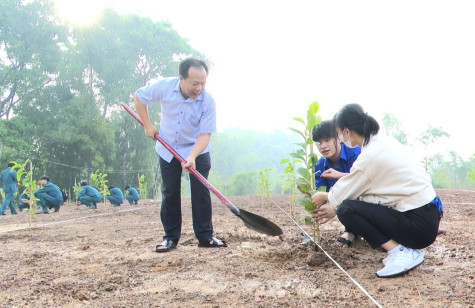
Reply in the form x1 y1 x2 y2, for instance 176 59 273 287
280 154 298 218
12 160 38 228
287 101 322 247
257 166 272 209
91 169 108 204
138 174 147 199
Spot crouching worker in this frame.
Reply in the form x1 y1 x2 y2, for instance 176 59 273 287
34 176 64 214
77 182 102 209
125 185 140 205
18 191 30 212
107 185 124 207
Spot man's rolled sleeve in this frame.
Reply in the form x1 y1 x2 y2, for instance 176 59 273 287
199 94 217 134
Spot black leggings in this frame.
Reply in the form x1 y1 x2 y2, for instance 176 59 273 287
336 200 441 249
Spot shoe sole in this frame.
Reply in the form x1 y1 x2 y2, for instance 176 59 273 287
376 259 424 278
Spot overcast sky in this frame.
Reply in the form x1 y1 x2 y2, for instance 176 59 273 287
54 0 475 160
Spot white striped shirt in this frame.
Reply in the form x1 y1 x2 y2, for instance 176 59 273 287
135 77 216 162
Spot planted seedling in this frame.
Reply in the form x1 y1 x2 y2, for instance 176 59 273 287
138 174 147 199
12 160 38 229
91 169 108 205
280 154 298 219
288 101 322 248
257 166 272 209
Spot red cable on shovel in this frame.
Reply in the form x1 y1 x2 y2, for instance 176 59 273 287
121 103 283 236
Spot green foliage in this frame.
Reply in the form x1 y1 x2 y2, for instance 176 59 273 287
90 170 108 203
0 0 68 118
228 171 258 196
0 1 199 196
12 160 38 222
72 183 82 202
280 156 299 217
209 128 299 195
0 117 36 163
138 174 147 199
418 126 450 146
287 101 322 244
418 126 450 172
257 166 272 207
468 155 475 182
381 113 408 144
430 152 475 189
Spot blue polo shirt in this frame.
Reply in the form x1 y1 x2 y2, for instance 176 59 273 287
314 143 361 191
135 77 217 163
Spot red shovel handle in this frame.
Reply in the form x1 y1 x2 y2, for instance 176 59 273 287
121 103 239 214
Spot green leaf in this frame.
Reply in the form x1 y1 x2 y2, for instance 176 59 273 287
308 101 320 114
293 117 305 125
307 113 322 131
280 158 290 164
288 127 305 139
289 152 305 161
304 216 314 226
297 182 311 193
296 197 309 206
296 167 310 179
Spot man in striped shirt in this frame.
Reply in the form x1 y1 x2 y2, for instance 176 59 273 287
134 57 227 253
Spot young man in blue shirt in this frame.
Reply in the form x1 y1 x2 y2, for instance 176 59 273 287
134 57 226 252
313 120 361 247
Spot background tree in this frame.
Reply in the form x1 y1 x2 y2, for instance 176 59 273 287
418 126 450 172
381 113 408 144
1 1 203 196
0 0 67 118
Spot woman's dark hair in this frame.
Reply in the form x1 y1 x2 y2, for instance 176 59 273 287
108 186 114 190
334 104 379 146
80 181 88 187
179 57 209 78
312 120 337 142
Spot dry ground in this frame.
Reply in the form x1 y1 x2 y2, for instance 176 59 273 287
0 189 474 307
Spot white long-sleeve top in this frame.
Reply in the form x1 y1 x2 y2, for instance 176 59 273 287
328 134 436 212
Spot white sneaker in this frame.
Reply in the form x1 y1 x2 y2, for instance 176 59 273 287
376 246 424 278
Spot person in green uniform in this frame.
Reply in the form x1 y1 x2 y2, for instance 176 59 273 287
125 185 140 205
18 191 30 212
107 185 124 207
77 182 102 209
0 162 19 215
34 176 64 214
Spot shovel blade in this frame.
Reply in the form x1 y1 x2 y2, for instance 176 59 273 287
237 208 283 236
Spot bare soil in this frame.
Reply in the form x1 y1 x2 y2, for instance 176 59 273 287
0 189 474 307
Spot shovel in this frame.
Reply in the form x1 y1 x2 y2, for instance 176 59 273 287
121 103 283 236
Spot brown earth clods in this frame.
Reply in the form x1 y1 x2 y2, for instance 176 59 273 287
0 189 474 307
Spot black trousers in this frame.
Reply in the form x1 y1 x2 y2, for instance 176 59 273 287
336 199 441 249
159 152 213 243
